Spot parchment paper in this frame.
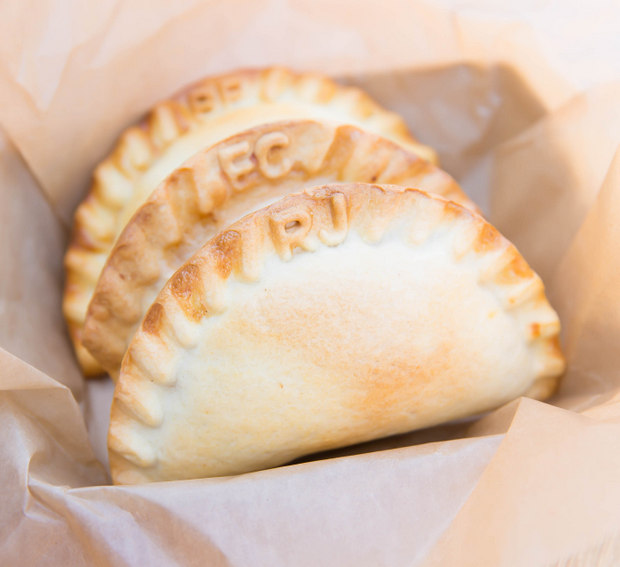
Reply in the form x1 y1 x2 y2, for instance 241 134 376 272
1 1 620 565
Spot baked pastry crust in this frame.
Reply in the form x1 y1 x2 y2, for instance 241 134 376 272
64 67 436 375
108 183 565 484
83 120 474 377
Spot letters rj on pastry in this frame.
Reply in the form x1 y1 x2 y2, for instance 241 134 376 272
269 192 349 259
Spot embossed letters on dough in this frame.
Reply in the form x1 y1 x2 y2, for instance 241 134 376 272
218 131 293 190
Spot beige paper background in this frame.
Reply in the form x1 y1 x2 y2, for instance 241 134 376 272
1 1 620 565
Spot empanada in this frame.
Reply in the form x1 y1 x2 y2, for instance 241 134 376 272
64 67 436 375
108 183 564 484
84 120 474 377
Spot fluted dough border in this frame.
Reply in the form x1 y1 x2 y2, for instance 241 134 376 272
109 183 565 484
64 67 437 375
83 120 472 376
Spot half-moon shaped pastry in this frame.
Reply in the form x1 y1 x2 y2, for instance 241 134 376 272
64 67 436 375
108 183 565 484
83 120 474 377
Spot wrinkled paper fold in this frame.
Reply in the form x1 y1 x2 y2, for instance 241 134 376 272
1 1 620 565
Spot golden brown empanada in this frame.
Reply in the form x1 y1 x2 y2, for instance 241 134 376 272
64 67 436 375
108 183 564 484
83 120 473 377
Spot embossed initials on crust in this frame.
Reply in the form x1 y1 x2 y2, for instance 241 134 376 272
319 192 348 246
71 68 439 378
269 207 313 261
219 77 244 104
218 140 254 191
188 82 218 114
255 132 292 179
270 193 350 259
218 131 293 190
187 77 246 115
109 185 565 484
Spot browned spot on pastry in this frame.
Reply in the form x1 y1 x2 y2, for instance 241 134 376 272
211 230 242 278
497 253 534 284
171 263 201 299
530 322 541 338
133 201 158 226
355 334 462 424
68 227 96 252
547 335 564 359
170 263 208 321
507 254 533 279
475 223 501 253
143 303 164 334
443 200 464 220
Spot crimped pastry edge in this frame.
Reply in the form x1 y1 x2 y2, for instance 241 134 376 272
83 120 473 376
108 183 565 484
64 67 436 376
